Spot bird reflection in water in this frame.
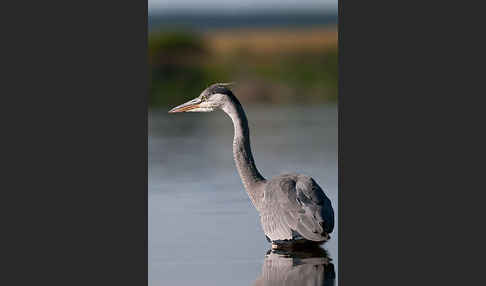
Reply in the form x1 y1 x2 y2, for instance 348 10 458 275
253 247 335 286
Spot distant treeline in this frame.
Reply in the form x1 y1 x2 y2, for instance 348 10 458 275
149 28 337 107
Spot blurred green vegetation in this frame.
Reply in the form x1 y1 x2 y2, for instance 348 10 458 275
149 29 337 107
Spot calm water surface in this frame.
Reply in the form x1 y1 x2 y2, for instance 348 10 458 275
149 105 338 286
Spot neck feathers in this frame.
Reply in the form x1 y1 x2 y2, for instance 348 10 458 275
222 96 265 206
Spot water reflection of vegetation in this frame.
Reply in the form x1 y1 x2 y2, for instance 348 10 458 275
149 29 338 107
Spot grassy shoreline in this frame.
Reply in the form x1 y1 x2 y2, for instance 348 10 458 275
149 26 337 107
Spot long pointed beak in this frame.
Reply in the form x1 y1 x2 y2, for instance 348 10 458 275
168 98 201 113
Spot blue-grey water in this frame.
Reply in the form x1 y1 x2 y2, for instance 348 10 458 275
149 105 338 285
148 12 337 31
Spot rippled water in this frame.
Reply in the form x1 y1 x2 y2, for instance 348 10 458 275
149 105 338 285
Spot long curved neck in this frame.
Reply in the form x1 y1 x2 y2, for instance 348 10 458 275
222 97 265 205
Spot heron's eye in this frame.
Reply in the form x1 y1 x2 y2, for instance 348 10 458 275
201 95 207 102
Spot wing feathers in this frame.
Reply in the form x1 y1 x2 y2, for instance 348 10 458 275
260 175 334 242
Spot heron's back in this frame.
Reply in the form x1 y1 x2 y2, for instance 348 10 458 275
259 173 334 243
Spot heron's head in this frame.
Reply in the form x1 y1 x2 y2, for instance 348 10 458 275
168 83 235 114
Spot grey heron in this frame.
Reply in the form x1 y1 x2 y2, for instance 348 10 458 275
169 83 335 249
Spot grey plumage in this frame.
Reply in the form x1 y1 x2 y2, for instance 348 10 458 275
169 83 335 247
261 174 334 243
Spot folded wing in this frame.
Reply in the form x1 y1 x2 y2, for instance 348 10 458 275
260 174 334 242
